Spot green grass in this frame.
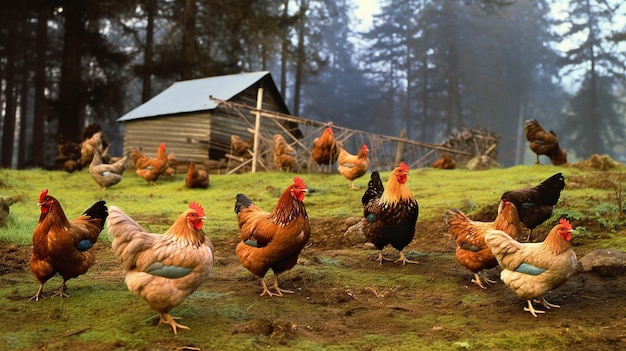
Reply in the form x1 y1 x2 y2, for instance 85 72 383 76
1 165 625 350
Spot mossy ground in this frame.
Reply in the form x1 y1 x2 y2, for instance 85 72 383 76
0 163 625 350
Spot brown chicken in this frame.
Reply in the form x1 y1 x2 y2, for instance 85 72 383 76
161 152 178 177
444 199 522 289
273 134 298 172
56 135 82 172
312 125 339 172
107 202 214 334
432 153 456 169
185 161 209 189
337 144 370 189
524 119 567 165
89 151 128 190
129 143 169 184
29 189 108 301
78 131 106 169
501 173 565 241
361 162 419 265
234 177 310 297
231 135 252 157
485 218 577 317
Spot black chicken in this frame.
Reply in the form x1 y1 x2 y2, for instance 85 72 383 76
500 173 565 241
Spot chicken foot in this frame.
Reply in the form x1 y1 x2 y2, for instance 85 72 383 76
158 313 189 335
395 251 419 265
534 296 560 309
524 300 545 317
348 181 359 190
260 276 294 297
50 281 69 298
471 272 497 289
29 285 45 301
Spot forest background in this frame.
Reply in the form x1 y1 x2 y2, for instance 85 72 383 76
1 0 625 169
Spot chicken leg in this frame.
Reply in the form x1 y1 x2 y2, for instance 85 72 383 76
50 281 69 298
395 251 418 265
524 300 547 317
29 285 45 301
535 296 560 309
471 272 497 289
158 313 190 334
259 275 294 297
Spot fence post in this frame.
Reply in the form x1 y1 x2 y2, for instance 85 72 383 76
251 87 264 173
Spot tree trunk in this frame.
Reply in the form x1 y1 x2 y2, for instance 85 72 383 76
279 0 289 97
1 9 17 168
32 6 48 167
293 0 307 116
142 0 156 102
57 0 85 142
181 0 196 80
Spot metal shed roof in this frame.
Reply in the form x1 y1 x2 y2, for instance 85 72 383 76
117 71 272 122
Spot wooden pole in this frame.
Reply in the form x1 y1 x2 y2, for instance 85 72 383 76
251 87 263 173
394 129 406 166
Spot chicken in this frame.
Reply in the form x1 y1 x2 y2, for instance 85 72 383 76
106 202 214 334
524 119 567 165
234 177 310 297
444 199 523 289
29 189 108 301
361 162 419 265
185 161 209 189
161 152 178 177
337 144 370 189
231 135 252 157
501 173 565 241
312 125 338 173
432 153 456 169
89 151 128 190
273 134 298 171
484 218 577 317
78 131 106 169
56 135 82 172
129 143 169 185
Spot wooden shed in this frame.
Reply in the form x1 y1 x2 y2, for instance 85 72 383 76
117 71 300 168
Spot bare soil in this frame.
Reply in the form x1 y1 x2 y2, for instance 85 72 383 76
1 216 625 350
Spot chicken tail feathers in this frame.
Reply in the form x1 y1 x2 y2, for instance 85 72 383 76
362 171 383 206
538 173 565 203
83 200 108 230
234 194 254 214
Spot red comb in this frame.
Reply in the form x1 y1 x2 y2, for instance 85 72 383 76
159 142 166 150
399 161 409 172
189 201 205 217
559 217 572 230
293 177 306 188
361 144 368 150
38 189 48 203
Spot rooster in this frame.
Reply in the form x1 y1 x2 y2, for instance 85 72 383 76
185 161 209 189
312 125 338 173
361 162 419 265
29 189 108 301
234 177 310 297
273 134 298 172
129 143 169 185
337 144 370 190
106 202 214 334
89 151 128 190
501 173 565 241
485 218 577 317
444 199 522 289
524 119 567 165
